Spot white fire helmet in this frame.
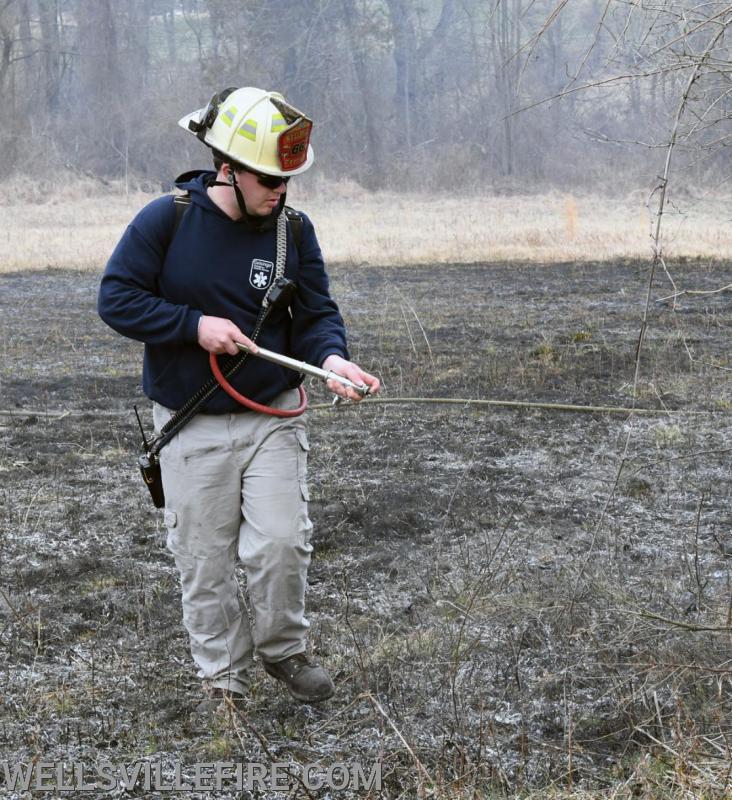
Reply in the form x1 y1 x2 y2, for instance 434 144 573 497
178 87 314 177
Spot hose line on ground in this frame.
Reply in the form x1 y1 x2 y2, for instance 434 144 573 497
0 397 721 419
307 397 718 415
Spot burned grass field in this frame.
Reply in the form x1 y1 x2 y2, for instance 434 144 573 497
1 259 731 799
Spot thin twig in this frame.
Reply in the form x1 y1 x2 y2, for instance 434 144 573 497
628 608 731 633
635 727 722 786
365 692 435 792
0 585 37 636
655 283 732 303
227 702 316 800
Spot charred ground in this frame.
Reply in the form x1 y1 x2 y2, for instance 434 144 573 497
0 260 730 799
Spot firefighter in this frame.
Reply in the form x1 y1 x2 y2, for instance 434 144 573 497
98 87 380 708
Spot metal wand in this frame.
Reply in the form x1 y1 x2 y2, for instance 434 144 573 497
235 342 371 399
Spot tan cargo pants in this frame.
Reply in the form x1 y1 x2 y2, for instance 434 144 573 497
154 389 313 696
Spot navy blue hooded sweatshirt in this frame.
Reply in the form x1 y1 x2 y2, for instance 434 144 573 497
98 172 349 413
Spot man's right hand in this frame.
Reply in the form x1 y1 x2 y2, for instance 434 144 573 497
197 315 258 356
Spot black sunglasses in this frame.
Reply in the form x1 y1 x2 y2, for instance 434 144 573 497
242 166 290 190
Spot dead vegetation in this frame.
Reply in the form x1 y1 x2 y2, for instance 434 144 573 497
1 180 732 273
0 259 730 799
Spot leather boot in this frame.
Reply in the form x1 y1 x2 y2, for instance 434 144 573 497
262 653 335 702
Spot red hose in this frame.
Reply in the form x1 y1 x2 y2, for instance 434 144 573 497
209 353 308 417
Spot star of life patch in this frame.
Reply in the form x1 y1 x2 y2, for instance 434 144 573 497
249 258 274 290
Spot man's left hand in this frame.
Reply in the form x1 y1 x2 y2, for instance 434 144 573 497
321 355 381 402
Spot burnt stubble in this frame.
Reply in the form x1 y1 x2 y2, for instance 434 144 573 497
1 261 730 798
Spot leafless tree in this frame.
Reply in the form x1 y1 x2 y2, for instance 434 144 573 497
0 0 726 191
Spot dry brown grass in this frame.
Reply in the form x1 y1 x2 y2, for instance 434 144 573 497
0 176 730 272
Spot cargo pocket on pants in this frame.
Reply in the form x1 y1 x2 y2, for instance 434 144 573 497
163 508 190 566
295 427 310 502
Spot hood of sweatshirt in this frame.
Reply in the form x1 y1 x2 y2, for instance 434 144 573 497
173 170 286 233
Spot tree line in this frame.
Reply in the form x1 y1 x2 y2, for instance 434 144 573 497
0 0 729 193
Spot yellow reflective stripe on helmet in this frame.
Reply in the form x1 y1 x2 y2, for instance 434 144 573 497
221 106 237 127
271 114 287 133
237 119 258 141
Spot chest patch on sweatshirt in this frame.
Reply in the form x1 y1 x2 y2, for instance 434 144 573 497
249 258 274 290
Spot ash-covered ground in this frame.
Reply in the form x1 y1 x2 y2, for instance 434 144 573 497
0 260 730 799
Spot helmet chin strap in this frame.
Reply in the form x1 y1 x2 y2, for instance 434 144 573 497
210 164 285 229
